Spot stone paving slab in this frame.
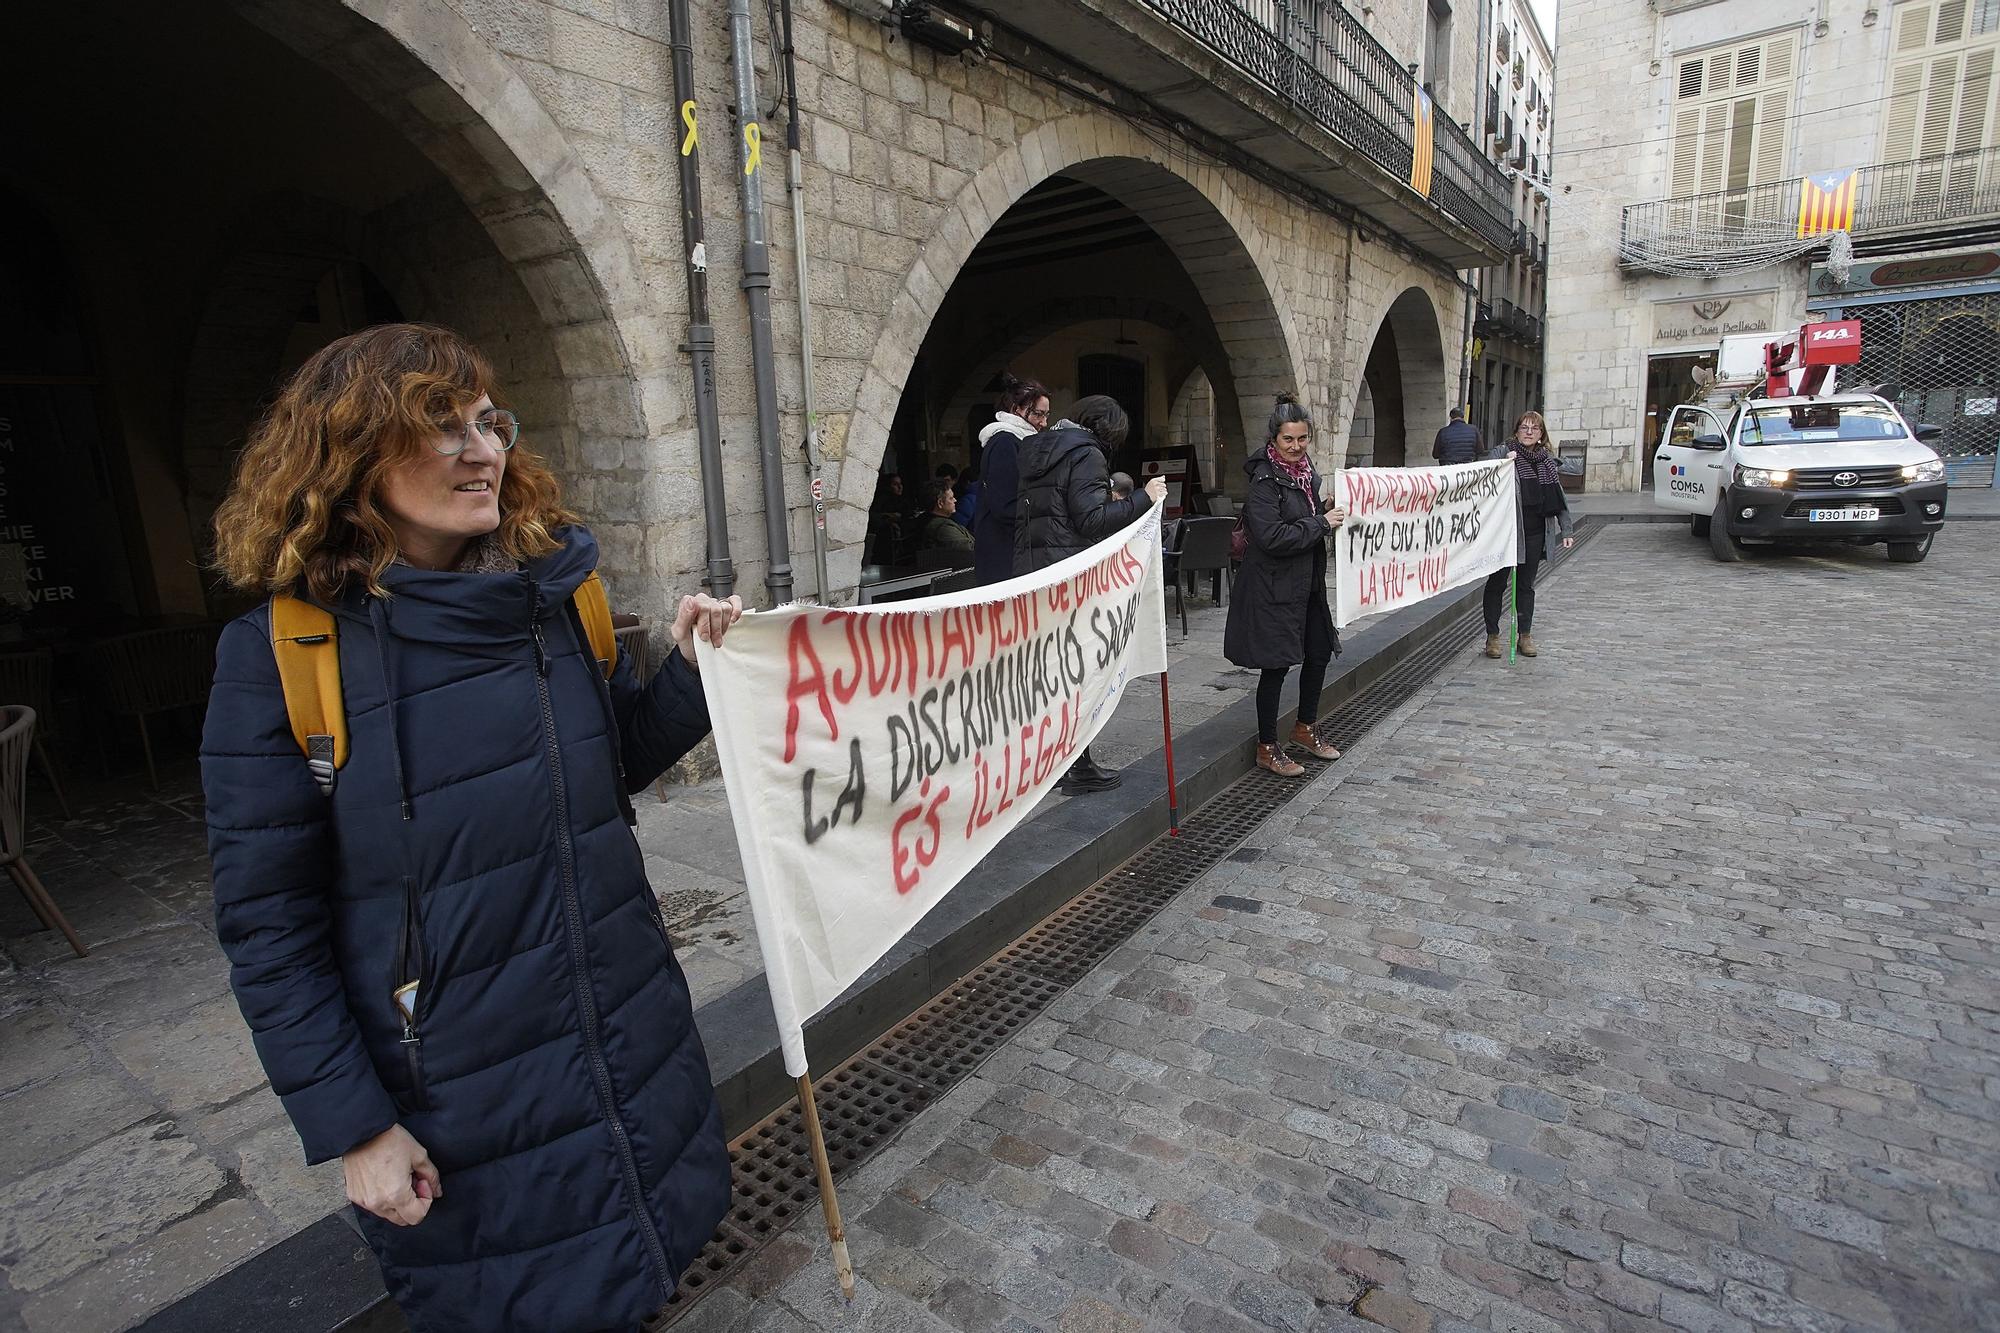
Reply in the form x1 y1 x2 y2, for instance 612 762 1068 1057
677 522 2000 1333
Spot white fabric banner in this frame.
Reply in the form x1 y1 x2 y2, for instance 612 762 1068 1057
1332 460 1519 628
696 506 1169 1076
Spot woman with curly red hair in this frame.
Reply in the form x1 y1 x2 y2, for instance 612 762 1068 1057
203 323 737 1333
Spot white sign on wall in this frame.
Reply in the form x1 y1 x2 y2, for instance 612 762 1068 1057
1652 291 1781 349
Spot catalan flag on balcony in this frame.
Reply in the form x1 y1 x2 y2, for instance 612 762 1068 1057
1411 87 1434 197
1797 168 1858 238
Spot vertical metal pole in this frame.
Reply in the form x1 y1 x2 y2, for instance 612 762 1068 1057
670 0 736 600
1160 676 1181 837
779 0 832 603
728 0 795 607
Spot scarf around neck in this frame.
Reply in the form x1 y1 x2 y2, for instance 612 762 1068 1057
1265 443 1314 487
1513 443 1561 490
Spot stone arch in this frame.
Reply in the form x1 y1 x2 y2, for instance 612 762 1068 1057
841 115 1312 567
1166 367 1220 491
935 294 1240 470
225 0 669 591
179 185 579 596
1353 285 1449 468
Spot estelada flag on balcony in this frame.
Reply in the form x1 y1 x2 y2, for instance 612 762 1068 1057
1410 87 1434 197
1797 168 1858 238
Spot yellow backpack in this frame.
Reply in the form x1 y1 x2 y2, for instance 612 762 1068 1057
270 573 618 795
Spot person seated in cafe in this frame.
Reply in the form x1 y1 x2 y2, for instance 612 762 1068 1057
917 478 974 554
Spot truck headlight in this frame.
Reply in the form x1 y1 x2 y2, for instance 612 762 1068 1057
1902 459 1945 482
1736 466 1790 488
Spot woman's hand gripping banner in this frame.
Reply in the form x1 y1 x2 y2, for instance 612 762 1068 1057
1333 459 1519 628
695 506 1169 1076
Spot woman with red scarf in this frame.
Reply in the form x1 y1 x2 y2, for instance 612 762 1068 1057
1482 410 1576 659
1223 395 1346 776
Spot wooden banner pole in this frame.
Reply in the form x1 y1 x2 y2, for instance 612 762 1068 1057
1160 675 1181 837
795 1073 855 1301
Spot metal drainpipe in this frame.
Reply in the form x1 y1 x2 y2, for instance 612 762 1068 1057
727 0 795 607
778 0 831 603
1463 0 1492 422
670 0 736 600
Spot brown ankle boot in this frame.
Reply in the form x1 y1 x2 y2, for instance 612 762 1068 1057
1517 633 1538 657
1290 722 1340 760
1256 742 1304 777
1484 633 1503 658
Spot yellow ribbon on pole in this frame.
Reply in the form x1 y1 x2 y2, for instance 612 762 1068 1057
680 100 698 157
743 122 762 176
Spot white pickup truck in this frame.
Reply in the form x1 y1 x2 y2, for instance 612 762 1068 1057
1651 324 1949 563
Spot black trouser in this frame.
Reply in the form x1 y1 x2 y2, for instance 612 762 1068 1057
1256 589 1336 744
1484 537 1545 635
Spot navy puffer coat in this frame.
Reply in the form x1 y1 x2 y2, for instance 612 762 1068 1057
202 527 730 1333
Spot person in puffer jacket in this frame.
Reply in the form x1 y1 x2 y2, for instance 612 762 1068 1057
1013 394 1163 793
202 323 739 1333
972 372 1049 586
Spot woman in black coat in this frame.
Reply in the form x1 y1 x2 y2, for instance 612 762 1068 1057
202 324 740 1333
1481 409 1577 659
1013 394 1164 792
972 373 1049 585
1223 395 1346 776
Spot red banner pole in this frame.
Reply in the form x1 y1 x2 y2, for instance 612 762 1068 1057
1160 674 1181 837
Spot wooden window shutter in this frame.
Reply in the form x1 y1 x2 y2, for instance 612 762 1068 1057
1937 0 1969 43
1708 50 1734 96
1921 54 1962 157
1898 3 1934 53
1700 102 1732 192
1679 58 1704 98
1885 59 1927 161
1956 47 1995 153
1755 86 1792 184
1672 106 1703 194
1752 36 1795 186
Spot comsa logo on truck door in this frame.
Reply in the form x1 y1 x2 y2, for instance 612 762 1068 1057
1667 464 1704 496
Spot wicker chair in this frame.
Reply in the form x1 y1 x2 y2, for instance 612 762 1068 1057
88 623 222 789
0 647 71 818
1 706 84 957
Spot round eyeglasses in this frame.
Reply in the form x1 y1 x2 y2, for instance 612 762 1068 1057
433 409 520 456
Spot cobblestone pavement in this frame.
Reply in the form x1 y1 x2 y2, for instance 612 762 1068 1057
681 522 2000 1333
0 579 1247 1332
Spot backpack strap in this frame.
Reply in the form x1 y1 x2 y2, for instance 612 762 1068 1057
269 595 348 796
571 572 617 678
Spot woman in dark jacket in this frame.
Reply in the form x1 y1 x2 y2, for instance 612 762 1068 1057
202 324 738 1333
973 373 1049 585
1481 409 1576 659
1224 395 1346 777
1014 394 1164 792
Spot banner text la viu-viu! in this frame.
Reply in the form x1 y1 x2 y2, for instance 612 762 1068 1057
1333 459 1518 628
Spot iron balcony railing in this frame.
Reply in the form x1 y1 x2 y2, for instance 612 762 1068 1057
1137 0 1515 252
1619 145 2000 273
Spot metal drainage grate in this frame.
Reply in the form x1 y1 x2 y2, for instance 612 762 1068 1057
649 523 1605 1325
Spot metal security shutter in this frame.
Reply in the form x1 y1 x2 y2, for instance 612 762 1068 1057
1835 294 2000 485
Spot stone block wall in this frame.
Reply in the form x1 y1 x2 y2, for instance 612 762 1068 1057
1544 0 1897 491
250 0 1475 619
